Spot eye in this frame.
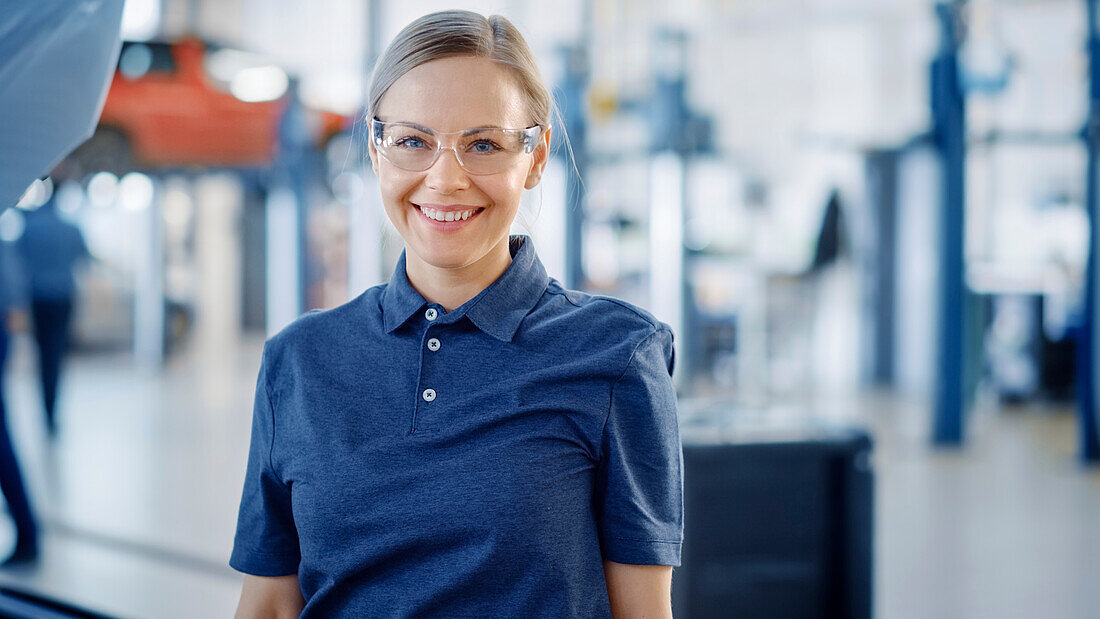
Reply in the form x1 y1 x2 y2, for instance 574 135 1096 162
394 136 428 149
468 139 503 154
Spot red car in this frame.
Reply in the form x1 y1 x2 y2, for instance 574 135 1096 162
70 37 348 174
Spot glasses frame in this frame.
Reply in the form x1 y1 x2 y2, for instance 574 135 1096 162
370 117 544 175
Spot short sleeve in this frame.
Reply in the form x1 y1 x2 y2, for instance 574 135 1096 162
595 326 684 566
229 344 301 576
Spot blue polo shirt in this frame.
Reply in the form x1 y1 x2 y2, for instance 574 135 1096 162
230 234 683 617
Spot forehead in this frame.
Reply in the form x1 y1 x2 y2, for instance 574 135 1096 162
376 56 529 130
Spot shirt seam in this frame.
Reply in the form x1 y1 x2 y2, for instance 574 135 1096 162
545 283 662 330
598 327 662 463
543 284 583 308
593 296 662 330
261 346 287 487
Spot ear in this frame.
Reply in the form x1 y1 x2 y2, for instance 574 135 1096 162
524 126 552 190
367 138 380 177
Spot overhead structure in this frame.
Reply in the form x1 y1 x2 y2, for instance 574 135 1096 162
930 2 968 446
556 43 588 291
1077 0 1100 463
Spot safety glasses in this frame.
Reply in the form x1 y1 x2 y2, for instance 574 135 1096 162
370 117 543 175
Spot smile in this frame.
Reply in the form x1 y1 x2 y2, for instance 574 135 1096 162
412 203 486 230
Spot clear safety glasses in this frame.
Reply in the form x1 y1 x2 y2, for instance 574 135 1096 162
370 117 543 175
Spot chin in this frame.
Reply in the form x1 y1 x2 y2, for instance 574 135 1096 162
409 238 482 269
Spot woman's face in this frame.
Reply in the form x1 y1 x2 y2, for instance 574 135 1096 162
369 55 550 272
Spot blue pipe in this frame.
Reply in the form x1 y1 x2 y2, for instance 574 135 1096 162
931 3 967 446
555 45 587 290
1077 0 1100 463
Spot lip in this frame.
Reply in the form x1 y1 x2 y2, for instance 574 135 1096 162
411 202 485 231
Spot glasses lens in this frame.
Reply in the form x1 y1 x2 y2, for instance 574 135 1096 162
452 129 527 175
374 122 536 175
374 123 437 171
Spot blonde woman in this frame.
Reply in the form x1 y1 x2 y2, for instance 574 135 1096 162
231 10 682 617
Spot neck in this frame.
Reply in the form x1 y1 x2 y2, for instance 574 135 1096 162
404 236 513 313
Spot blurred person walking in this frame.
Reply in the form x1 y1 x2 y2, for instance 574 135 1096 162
0 241 39 564
16 184 90 439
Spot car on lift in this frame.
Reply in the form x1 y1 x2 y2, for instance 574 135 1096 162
67 36 350 175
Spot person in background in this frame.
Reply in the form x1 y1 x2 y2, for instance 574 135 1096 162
0 240 39 564
15 179 90 439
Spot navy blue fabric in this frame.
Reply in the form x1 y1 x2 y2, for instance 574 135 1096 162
0 241 27 312
230 234 683 617
16 199 89 302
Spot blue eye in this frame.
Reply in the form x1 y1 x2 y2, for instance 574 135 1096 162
469 140 502 154
395 136 427 149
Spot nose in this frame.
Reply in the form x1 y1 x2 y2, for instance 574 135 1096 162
424 146 469 194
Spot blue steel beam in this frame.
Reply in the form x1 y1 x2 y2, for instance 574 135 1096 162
275 78 310 313
555 44 587 291
1077 0 1100 463
864 150 899 386
931 3 967 445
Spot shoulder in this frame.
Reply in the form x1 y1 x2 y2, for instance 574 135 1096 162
545 278 667 331
539 278 672 352
262 284 386 369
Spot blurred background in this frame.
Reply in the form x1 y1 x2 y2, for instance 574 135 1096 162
0 0 1097 617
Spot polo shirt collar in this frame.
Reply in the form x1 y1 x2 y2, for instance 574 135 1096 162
381 234 549 342
380 250 426 334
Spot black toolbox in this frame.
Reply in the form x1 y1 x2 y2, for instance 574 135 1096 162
673 407 873 619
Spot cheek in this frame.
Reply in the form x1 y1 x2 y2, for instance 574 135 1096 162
378 171 420 208
478 172 527 206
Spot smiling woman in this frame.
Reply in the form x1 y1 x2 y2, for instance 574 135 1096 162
367 53 550 310
230 10 682 619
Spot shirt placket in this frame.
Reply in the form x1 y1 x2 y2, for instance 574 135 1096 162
411 303 448 434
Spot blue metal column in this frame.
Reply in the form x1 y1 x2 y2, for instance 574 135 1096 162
864 149 899 386
931 3 967 445
277 78 311 312
651 28 714 388
652 30 691 385
555 45 588 291
1077 0 1100 463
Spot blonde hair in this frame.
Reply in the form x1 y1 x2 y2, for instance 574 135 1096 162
367 10 552 129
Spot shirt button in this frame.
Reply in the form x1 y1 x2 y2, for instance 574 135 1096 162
425 308 438 321
422 388 436 402
427 338 441 352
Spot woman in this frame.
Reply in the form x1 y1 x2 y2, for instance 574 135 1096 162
231 10 682 618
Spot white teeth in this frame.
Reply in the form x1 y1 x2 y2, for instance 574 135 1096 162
419 206 478 222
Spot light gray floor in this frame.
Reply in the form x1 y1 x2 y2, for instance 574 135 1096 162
0 333 254 618
865 394 1100 619
0 333 1094 618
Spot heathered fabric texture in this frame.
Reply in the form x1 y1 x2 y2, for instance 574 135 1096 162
230 234 683 617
